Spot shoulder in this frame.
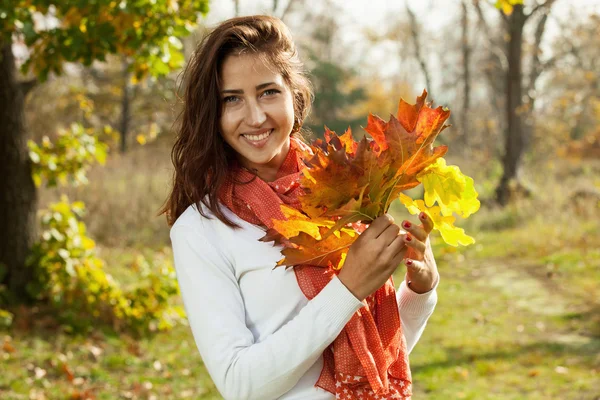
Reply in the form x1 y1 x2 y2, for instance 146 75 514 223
170 201 210 233
169 198 247 244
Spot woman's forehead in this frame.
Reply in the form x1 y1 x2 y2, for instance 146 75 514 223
221 53 284 88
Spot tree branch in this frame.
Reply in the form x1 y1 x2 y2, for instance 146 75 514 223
405 1 433 95
472 0 508 59
525 0 558 22
526 11 549 98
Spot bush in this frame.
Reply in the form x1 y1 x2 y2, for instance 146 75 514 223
25 196 185 336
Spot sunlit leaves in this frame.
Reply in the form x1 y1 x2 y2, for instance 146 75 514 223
1 0 209 81
26 196 185 335
296 89 450 225
399 194 475 247
265 90 477 268
27 123 108 188
276 226 357 270
417 158 481 218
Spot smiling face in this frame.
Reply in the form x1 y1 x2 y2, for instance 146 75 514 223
219 53 296 182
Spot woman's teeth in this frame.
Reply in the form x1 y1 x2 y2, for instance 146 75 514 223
243 129 272 141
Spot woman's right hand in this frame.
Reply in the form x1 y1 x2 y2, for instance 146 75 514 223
337 214 407 301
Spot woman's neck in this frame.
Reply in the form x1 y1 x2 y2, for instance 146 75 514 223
239 139 291 182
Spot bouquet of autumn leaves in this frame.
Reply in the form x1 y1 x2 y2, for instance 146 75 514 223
261 90 480 271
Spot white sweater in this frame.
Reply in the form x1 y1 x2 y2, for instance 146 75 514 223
170 201 439 400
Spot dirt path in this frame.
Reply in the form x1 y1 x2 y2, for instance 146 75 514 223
473 258 597 345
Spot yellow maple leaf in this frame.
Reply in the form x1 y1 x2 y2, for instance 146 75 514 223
399 194 475 247
417 158 480 218
272 205 331 240
272 205 357 240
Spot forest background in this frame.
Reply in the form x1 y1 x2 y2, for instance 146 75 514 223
1 0 599 399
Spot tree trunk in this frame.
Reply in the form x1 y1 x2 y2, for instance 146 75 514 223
120 58 131 153
0 43 38 302
495 6 526 205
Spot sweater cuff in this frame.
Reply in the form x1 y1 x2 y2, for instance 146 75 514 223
311 274 365 333
398 274 439 317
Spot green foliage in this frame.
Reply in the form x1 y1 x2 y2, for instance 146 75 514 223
307 58 366 135
1 0 209 81
25 196 185 335
120 253 185 333
27 123 108 188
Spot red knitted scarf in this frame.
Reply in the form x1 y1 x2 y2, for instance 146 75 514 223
218 137 412 399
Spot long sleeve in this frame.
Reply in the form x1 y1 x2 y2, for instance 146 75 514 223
170 224 365 400
396 276 439 354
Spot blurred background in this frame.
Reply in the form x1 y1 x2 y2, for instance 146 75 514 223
1 0 599 399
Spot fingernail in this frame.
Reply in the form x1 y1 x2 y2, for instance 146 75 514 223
405 234 412 242
405 259 413 266
420 212 427 220
403 221 411 229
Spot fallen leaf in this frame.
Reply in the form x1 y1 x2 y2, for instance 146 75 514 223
61 363 75 382
2 338 15 353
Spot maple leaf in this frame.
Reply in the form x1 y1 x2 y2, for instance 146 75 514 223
399 194 475 247
275 226 356 270
271 205 335 240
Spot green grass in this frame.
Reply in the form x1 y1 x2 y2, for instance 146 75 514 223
2 203 599 399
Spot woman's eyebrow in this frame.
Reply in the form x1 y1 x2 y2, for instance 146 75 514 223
221 82 278 94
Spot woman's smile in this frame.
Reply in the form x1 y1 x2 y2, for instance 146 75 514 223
242 128 274 147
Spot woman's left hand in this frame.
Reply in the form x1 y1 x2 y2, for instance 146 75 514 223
400 212 439 294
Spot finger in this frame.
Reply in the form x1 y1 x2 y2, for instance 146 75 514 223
365 213 394 240
404 257 425 275
381 233 406 261
379 223 401 246
390 240 408 266
419 211 434 234
401 219 428 242
404 233 426 255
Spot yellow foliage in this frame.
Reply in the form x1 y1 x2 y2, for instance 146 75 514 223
273 206 333 240
417 158 480 218
399 194 475 247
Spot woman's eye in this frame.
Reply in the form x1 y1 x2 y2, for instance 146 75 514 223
262 89 280 97
223 96 239 103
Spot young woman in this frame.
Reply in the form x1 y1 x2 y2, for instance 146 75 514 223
163 15 440 400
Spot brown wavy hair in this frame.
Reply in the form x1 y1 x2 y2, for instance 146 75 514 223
159 15 313 228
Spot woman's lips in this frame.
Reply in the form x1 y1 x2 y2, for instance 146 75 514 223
242 129 273 148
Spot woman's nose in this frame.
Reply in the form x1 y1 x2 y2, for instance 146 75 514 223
245 100 267 127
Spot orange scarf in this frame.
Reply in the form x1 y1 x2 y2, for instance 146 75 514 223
218 137 412 399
